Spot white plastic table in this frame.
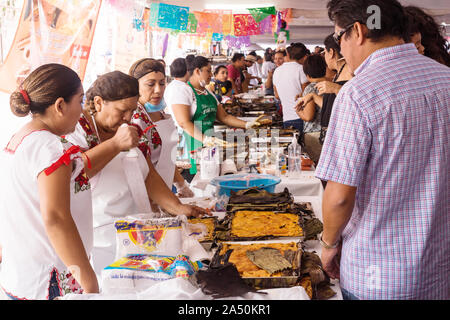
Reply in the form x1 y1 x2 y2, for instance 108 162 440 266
190 170 323 198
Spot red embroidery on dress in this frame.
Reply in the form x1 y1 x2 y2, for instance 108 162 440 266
74 169 90 192
138 142 151 158
44 145 81 176
143 124 157 134
3 129 49 154
46 267 62 300
151 130 162 146
78 115 99 148
129 123 144 138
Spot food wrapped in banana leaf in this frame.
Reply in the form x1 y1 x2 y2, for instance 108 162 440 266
229 188 293 205
210 242 302 290
246 247 292 274
212 242 300 277
227 189 308 214
194 263 263 298
302 218 323 241
227 203 293 214
299 251 336 300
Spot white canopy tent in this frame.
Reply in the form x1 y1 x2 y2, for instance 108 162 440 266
0 0 449 147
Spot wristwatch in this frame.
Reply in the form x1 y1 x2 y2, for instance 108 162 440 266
319 234 340 249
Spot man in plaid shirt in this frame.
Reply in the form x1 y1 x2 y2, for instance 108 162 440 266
313 0 449 299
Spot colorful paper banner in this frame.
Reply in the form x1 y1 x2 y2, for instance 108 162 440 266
212 33 224 42
187 13 198 33
225 35 251 48
233 14 261 37
157 3 189 31
247 6 277 22
259 14 276 34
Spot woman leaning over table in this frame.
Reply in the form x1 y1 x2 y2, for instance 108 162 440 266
170 56 261 176
0 64 98 300
65 71 209 275
128 58 194 198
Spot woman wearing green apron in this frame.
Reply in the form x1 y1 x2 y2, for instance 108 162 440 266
171 56 261 175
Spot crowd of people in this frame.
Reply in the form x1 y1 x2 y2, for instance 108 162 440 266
0 0 449 300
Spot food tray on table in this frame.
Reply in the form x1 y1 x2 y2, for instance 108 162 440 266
226 188 294 213
215 209 304 242
238 101 277 111
224 188 323 241
210 240 302 290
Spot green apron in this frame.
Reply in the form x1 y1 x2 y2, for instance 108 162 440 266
184 82 218 174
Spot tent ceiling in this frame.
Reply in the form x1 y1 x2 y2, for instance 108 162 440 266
149 0 450 45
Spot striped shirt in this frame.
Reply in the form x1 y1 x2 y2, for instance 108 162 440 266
316 43 450 299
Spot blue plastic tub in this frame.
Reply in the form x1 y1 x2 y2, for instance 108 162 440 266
210 173 281 197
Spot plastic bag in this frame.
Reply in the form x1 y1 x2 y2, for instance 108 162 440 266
101 254 203 293
114 216 183 259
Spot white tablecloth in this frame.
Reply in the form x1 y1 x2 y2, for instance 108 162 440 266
58 194 342 301
190 170 323 198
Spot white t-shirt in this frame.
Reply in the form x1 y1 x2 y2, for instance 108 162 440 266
164 79 195 128
165 80 219 128
272 61 308 122
248 63 262 86
261 61 276 79
0 130 93 299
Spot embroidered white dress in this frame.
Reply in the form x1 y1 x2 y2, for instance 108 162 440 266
0 130 93 300
66 116 149 275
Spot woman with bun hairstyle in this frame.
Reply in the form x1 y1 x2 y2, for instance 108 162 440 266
128 58 194 198
0 63 99 299
65 71 209 275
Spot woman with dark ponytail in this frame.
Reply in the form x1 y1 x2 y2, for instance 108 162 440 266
1 63 99 299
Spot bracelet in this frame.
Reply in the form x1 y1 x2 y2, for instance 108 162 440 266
319 234 340 249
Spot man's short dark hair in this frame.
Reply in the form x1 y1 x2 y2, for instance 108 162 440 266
232 53 245 62
287 43 308 61
327 0 408 43
303 54 327 78
170 58 187 78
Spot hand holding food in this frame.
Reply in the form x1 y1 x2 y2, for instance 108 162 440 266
203 136 234 148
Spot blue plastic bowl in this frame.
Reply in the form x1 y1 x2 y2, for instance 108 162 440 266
210 173 281 197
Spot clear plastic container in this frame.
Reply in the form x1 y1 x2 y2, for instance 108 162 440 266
288 134 302 178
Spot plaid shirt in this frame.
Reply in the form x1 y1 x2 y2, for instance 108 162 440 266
316 44 450 299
